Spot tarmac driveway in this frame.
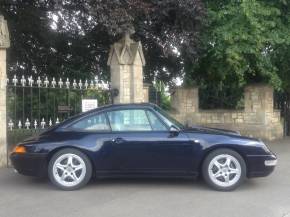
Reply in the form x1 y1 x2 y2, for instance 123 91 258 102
0 138 290 217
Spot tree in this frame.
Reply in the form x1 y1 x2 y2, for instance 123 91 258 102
186 0 290 108
0 0 205 84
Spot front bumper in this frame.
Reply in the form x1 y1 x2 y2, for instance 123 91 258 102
10 153 48 177
246 154 277 178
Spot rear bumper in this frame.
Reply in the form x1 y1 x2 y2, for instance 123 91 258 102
10 153 48 177
246 154 277 178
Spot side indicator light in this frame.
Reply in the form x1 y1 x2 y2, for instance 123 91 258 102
13 146 26 154
264 159 277 166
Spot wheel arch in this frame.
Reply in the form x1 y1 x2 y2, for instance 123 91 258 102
198 144 248 175
46 146 96 174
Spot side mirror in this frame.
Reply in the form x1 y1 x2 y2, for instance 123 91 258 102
169 125 179 137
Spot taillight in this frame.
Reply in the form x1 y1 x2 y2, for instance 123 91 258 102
13 145 26 154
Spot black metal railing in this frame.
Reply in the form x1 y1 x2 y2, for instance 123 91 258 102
274 91 290 136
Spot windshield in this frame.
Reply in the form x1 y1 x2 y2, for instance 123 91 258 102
154 106 184 129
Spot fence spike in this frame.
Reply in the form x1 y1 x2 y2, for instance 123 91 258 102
73 79 77 89
12 75 18 86
78 79 83 89
41 118 46 129
37 76 42 87
44 76 49 88
25 118 30 129
20 75 26 87
66 78 70 89
8 119 14 131
85 80 88 89
18 120 22 129
58 78 64 88
28 76 34 87
51 77 56 88
34 120 37 129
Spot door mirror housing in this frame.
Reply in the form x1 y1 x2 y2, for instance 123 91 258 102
169 125 179 136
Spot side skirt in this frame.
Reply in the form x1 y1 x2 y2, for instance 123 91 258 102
94 170 199 179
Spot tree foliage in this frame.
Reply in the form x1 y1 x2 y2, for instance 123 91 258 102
2 0 290 110
0 0 205 84
185 0 290 108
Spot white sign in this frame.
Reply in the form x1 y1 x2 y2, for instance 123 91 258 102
82 99 98 112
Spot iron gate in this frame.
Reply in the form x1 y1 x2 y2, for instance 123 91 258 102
6 75 112 154
274 91 290 136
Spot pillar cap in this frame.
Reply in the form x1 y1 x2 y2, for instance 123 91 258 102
0 15 10 49
107 33 145 66
244 83 273 90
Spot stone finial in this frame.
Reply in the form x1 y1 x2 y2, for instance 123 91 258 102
107 32 145 66
0 15 10 48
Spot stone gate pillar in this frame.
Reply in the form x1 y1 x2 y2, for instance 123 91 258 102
170 87 199 124
244 84 274 123
107 33 146 103
0 15 10 167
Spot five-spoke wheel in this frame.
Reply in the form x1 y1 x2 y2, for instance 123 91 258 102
48 148 92 190
202 149 246 191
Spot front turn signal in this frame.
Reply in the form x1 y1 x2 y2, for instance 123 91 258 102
13 146 26 154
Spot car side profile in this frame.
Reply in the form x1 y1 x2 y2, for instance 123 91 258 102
10 103 277 191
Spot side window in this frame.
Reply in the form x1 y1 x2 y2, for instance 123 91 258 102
146 111 167 131
107 109 152 131
70 113 110 131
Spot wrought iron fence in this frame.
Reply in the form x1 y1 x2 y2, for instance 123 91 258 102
6 75 111 153
274 91 290 136
148 85 161 106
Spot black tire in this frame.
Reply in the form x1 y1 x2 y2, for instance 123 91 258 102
202 148 246 191
48 148 92 191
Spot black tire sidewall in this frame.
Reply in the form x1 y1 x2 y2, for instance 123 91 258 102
202 148 246 191
48 148 93 191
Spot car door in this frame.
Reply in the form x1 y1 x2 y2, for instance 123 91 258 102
66 112 121 172
106 108 195 175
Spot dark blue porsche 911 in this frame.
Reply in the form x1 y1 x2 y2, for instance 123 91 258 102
10 103 277 191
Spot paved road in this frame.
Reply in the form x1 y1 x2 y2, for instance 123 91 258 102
0 138 290 217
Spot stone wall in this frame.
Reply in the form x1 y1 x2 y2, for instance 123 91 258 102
171 85 283 140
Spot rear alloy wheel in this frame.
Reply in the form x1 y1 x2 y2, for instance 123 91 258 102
48 148 92 190
202 149 246 191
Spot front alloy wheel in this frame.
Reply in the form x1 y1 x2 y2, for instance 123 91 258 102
202 149 246 191
48 148 92 190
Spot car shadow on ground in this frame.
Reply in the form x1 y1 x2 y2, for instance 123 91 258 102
2 168 261 193
21 175 260 192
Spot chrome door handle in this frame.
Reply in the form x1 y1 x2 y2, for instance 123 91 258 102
112 137 125 144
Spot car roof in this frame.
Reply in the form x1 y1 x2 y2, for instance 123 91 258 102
87 102 158 113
